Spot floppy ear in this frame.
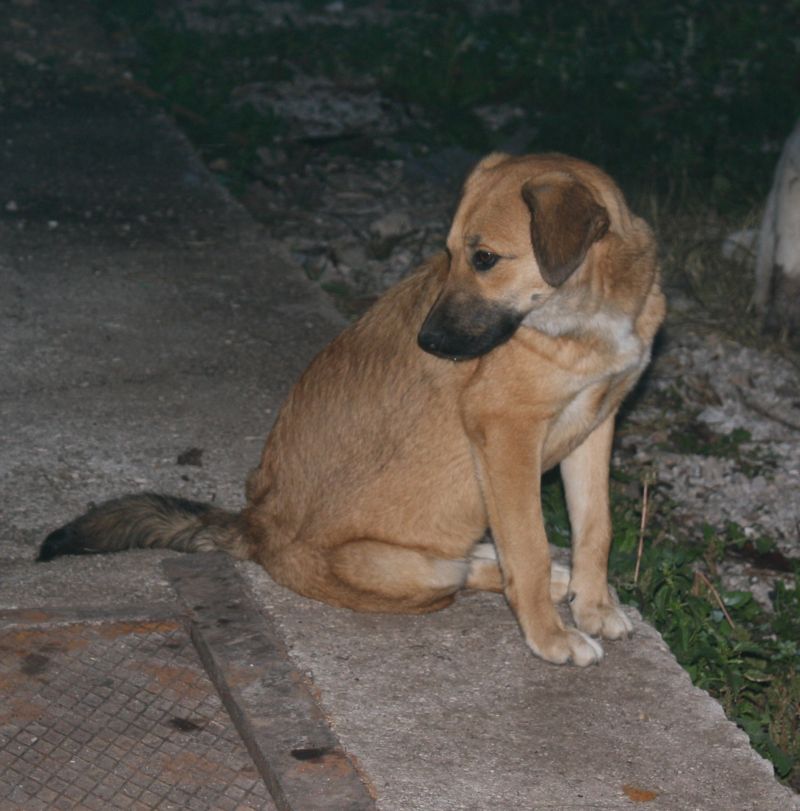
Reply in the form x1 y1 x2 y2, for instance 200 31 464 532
521 175 610 286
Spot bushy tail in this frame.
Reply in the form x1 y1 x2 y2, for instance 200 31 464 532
38 493 252 562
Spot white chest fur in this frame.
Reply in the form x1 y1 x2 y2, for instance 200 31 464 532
523 295 645 376
528 301 652 467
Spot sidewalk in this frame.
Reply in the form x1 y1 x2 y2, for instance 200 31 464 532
1 3 797 809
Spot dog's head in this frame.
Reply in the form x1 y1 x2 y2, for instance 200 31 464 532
418 153 612 361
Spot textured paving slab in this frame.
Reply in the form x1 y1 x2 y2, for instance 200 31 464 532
0 561 378 811
0 617 276 811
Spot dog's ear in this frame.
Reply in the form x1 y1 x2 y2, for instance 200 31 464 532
521 176 610 286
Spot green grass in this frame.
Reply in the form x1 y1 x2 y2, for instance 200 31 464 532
659 420 778 478
544 473 800 789
92 0 800 787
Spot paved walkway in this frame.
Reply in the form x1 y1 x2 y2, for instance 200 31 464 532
1 3 797 809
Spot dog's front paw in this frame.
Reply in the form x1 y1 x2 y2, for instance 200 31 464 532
529 627 604 667
571 590 633 640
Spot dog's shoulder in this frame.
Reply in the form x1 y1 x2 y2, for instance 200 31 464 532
351 251 450 336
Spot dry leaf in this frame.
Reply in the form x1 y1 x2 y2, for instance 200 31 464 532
622 783 658 802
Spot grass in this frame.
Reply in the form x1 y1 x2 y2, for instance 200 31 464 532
619 514 799 785
544 472 800 789
659 418 778 479
92 0 800 787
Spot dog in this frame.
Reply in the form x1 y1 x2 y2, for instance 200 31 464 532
39 152 665 667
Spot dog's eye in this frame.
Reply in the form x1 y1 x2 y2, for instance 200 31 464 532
471 250 499 272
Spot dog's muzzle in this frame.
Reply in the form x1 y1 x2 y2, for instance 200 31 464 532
417 295 524 361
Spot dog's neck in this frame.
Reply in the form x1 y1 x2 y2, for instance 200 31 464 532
522 289 641 360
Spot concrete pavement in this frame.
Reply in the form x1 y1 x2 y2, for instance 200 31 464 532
1 3 797 808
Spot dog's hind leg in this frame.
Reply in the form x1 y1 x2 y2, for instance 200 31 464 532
465 542 571 602
325 539 470 613
465 542 504 592
253 537 476 615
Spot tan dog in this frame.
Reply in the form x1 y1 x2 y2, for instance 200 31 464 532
40 152 665 667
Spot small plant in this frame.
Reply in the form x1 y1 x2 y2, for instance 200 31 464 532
660 418 778 478
626 507 799 787
543 475 800 788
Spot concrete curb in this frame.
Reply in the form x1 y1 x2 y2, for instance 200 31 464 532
165 554 377 811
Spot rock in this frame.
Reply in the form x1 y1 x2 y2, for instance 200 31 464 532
331 238 367 270
265 76 400 140
369 210 412 241
473 102 525 132
255 145 287 169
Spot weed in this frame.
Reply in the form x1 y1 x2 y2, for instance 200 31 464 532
661 417 778 478
543 473 799 787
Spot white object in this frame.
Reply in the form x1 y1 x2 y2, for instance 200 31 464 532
754 119 800 333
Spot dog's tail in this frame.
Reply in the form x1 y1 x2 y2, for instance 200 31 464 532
37 493 252 563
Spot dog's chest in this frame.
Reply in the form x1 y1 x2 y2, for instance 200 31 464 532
542 350 647 467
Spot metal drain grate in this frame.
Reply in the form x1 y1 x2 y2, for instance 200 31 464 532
0 619 277 810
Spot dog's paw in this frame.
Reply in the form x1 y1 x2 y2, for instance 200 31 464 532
529 627 604 667
571 590 633 640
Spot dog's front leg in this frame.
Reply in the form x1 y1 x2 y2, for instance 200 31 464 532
560 414 633 639
467 415 603 666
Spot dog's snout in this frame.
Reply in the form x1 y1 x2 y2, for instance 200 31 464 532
417 326 453 359
418 295 524 361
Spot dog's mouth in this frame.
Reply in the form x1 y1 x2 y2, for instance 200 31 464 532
417 296 524 361
416 334 474 361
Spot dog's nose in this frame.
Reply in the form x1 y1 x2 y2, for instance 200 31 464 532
417 328 446 357
417 330 458 360
418 301 523 361
417 327 476 361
